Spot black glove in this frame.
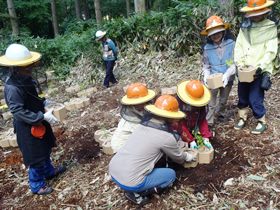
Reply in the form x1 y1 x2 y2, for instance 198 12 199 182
253 67 262 80
261 72 272 91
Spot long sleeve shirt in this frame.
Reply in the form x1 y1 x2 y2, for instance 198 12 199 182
234 19 278 74
203 38 236 82
109 124 187 187
102 38 118 61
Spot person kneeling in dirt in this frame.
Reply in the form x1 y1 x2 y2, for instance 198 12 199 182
109 95 196 206
234 0 278 134
170 80 213 149
111 82 156 153
201 16 236 128
0 44 66 195
95 30 118 88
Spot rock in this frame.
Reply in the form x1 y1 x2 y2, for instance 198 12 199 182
223 178 235 187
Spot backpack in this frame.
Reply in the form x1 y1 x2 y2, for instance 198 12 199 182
107 38 119 58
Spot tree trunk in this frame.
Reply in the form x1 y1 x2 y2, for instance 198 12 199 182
75 0 81 19
7 0 19 36
51 0 59 37
82 0 90 20
134 0 146 13
94 0 102 24
126 0 131 17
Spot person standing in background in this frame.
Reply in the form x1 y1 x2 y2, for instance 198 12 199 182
96 30 118 88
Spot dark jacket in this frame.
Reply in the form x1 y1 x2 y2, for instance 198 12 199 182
4 73 56 166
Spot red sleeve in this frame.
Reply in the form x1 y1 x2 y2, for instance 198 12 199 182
180 122 194 143
199 118 212 139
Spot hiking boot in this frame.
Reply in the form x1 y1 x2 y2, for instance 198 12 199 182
34 185 53 195
251 121 267 134
124 191 150 206
46 165 67 180
234 118 245 130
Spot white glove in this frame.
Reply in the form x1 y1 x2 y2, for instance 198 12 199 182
184 152 196 162
203 138 212 149
222 73 228 87
44 108 58 124
190 141 198 149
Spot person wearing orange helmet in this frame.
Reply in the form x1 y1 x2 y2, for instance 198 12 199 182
109 95 196 205
172 80 213 149
0 44 66 195
234 0 278 134
201 15 236 127
110 83 156 153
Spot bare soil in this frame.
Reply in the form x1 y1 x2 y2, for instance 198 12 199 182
0 57 280 209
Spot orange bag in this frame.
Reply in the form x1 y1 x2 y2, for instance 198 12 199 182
31 124 46 139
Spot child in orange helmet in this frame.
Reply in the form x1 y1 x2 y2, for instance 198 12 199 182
201 16 236 127
170 80 213 149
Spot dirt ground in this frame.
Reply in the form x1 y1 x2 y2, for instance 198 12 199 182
0 56 280 209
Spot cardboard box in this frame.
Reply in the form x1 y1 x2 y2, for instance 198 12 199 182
0 138 10 148
183 149 199 168
64 101 76 111
0 98 6 105
238 66 256 83
77 87 97 97
9 138 18 147
207 73 223 89
161 86 177 95
2 111 12 120
66 85 80 94
102 141 114 155
46 104 67 121
53 106 67 121
198 146 214 164
82 98 90 106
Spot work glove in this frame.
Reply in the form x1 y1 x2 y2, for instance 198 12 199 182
222 73 229 87
44 108 58 124
184 152 196 162
190 141 198 149
261 72 272 91
203 138 212 149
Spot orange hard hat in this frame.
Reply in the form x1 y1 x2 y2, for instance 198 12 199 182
201 15 229 36
248 0 266 7
126 83 148 98
31 124 46 139
240 0 275 12
205 16 224 30
155 95 179 112
185 80 204 99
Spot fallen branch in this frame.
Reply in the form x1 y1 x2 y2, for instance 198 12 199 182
226 154 240 165
262 150 280 156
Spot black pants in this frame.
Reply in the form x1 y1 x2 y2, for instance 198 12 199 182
103 60 117 87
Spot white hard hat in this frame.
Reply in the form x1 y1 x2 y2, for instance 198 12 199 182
0 44 41 67
95 30 107 40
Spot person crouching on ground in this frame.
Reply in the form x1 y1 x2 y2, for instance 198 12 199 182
109 95 196 206
170 80 213 149
201 16 236 128
95 30 118 88
0 44 66 195
111 82 156 153
234 0 278 134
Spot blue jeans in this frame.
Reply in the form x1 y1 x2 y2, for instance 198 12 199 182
112 168 176 193
28 158 55 193
103 60 117 87
238 77 265 119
